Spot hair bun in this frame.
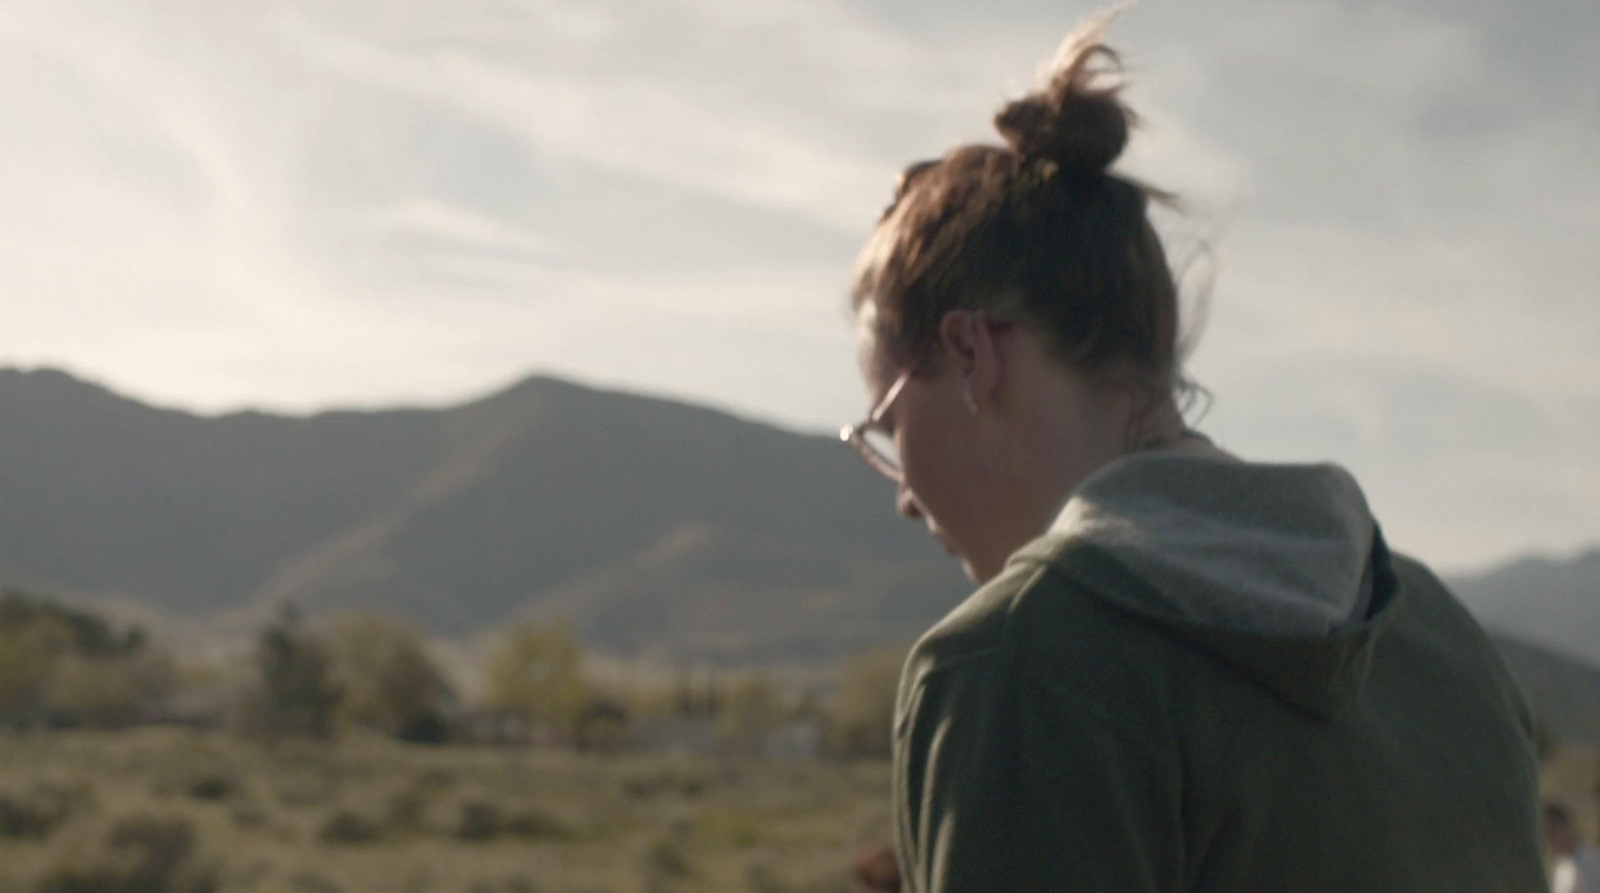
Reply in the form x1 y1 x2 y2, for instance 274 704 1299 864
993 9 1132 174
995 91 1128 173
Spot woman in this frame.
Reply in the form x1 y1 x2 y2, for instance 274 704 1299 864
841 14 1546 893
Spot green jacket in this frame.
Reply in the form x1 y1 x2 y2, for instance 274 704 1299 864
892 454 1546 892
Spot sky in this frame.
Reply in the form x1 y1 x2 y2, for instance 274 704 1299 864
0 0 1596 574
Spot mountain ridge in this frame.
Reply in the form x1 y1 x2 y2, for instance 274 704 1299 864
1 366 1595 682
0 365 967 659
1447 549 1600 668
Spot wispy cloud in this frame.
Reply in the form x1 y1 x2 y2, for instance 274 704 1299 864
274 5 895 232
0 0 1594 567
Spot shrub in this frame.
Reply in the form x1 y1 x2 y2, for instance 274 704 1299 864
273 773 340 808
229 801 269 830
0 783 86 840
384 789 430 832
186 774 234 802
33 813 217 893
414 768 456 791
397 711 451 745
317 810 383 844
743 859 794 893
0 792 52 839
504 806 578 841
455 801 502 842
288 872 344 893
700 807 762 849
641 825 694 889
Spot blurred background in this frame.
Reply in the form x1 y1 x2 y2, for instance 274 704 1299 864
0 0 1595 891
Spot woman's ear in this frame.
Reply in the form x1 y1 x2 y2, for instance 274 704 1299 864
937 309 1002 411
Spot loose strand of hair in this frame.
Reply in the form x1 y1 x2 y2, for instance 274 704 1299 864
1039 2 1135 97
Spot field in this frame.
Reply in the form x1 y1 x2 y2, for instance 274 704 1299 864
2 730 1595 893
0 729 893 893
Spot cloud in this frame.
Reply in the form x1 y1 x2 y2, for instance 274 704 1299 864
1198 350 1600 567
0 0 1594 568
273 5 897 233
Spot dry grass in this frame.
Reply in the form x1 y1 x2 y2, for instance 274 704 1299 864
3 730 1589 893
0 729 892 893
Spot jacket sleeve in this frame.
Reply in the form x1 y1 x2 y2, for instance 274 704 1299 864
894 650 1185 893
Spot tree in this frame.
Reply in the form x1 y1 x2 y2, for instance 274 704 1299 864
0 607 74 727
243 604 342 740
0 589 145 656
0 589 166 729
328 612 453 742
482 619 588 737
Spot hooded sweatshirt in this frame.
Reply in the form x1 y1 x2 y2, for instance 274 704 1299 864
891 453 1546 892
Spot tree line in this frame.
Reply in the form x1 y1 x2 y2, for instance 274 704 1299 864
0 588 905 758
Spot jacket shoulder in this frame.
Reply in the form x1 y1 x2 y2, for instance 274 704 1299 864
902 537 1151 679
901 540 1196 748
901 556 1048 685
1384 550 1534 730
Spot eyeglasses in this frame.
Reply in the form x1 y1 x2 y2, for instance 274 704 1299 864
839 368 912 483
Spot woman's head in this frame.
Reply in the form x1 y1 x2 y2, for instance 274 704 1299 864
854 17 1179 407
849 14 1198 581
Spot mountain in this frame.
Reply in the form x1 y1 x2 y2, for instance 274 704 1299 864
1448 549 1600 667
0 367 967 662
2 366 1597 697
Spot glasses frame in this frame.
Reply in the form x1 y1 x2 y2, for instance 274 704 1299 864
840 309 1012 484
839 368 913 484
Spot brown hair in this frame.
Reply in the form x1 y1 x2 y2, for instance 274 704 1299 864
852 12 1194 417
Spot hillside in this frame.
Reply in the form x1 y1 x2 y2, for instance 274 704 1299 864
1449 549 1600 667
0 368 966 662
2 366 1597 688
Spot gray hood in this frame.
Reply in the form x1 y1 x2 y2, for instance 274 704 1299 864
1034 452 1378 637
1004 451 1393 717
